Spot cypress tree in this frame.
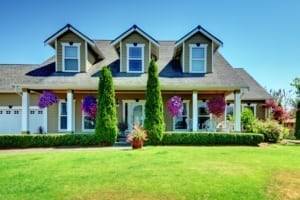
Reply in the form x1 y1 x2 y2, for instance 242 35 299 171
295 101 300 139
144 59 165 144
95 66 118 146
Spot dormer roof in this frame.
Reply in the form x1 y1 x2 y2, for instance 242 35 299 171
44 24 104 59
111 25 159 47
175 25 223 48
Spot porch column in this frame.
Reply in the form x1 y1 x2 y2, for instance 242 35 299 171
192 91 198 131
67 90 73 133
234 90 241 132
21 89 30 134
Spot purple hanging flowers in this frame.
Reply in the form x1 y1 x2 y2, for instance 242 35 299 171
37 91 59 108
167 96 184 117
81 96 97 120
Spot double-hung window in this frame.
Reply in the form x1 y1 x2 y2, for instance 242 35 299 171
127 44 144 72
190 44 207 73
198 102 211 129
59 101 67 131
242 104 257 117
173 100 189 130
62 43 80 72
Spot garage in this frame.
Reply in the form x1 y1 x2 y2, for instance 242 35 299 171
0 107 46 134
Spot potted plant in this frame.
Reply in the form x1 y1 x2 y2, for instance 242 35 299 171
126 125 147 149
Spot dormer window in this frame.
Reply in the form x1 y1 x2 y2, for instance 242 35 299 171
189 44 207 73
127 44 144 73
62 43 81 72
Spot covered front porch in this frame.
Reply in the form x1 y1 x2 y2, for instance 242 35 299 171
20 89 242 133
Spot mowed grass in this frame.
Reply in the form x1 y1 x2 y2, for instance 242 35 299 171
0 145 300 200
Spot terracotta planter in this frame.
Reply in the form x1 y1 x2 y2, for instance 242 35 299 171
131 139 144 149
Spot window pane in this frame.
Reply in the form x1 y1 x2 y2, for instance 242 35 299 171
65 59 78 71
198 103 209 115
84 116 95 129
175 116 187 130
182 103 187 115
192 47 204 59
129 60 142 71
65 46 78 58
129 47 142 58
60 116 67 129
61 103 67 115
198 116 210 129
226 106 234 120
191 60 204 72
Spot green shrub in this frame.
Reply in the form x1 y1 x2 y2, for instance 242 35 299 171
251 119 289 143
158 132 264 146
144 59 165 144
95 66 118 146
0 134 99 148
241 107 255 132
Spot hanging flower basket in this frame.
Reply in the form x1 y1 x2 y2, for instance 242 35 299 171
167 96 183 117
37 91 59 109
81 96 97 120
206 97 226 118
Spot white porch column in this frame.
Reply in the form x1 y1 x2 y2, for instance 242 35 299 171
234 90 241 132
21 89 30 134
192 91 198 131
67 90 73 133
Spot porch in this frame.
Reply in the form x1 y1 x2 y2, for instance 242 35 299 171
20 89 242 133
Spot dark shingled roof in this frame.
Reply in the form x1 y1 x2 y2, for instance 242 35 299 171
0 40 249 92
226 68 272 101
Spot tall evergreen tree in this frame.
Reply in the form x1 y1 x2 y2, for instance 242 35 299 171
95 66 118 145
295 101 300 139
144 59 165 144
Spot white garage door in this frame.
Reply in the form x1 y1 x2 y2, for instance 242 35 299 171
0 107 46 134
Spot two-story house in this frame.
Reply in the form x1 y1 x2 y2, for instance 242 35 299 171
0 24 271 134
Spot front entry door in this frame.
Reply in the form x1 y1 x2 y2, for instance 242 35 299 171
128 102 145 131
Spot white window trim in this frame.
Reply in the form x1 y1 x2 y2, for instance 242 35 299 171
189 44 207 73
242 103 257 117
173 100 190 131
126 44 145 73
58 100 75 132
81 98 97 132
198 101 212 130
62 42 81 72
82 114 95 132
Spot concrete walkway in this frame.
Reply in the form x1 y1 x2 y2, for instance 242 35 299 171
0 146 133 154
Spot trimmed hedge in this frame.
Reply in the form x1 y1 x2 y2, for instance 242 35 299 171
0 134 99 148
157 132 264 146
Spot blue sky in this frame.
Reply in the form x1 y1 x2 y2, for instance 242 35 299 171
0 0 299 93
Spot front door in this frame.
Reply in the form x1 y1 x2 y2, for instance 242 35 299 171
127 102 145 131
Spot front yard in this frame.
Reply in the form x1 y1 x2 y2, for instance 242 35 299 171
0 145 299 200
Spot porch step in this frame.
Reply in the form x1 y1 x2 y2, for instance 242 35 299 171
114 141 130 147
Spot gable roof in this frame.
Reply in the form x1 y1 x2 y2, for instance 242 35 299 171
44 24 95 46
175 25 223 48
226 68 272 101
111 25 159 47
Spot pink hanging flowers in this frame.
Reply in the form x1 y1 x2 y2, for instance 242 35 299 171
81 96 97 120
37 90 59 108
206 97 226 118
167 96 184 117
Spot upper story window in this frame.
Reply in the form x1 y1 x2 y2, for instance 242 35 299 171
127 44 144 73
62 43 81 72
189 44 207 73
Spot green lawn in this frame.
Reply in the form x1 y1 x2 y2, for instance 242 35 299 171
0 145 299 200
